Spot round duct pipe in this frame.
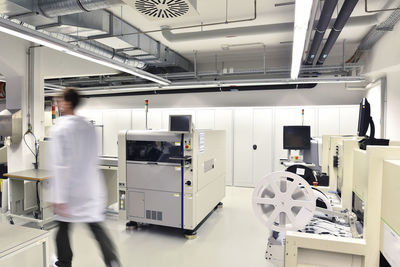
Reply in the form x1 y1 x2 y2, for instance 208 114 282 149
39 0 110 18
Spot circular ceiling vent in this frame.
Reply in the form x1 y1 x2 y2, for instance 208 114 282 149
135 0 190 19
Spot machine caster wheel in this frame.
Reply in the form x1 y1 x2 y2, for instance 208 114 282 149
9 220 14 225
184 230 197 240
217 202 223 209
126 221 138 230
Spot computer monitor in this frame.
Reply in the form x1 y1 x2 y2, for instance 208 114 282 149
357 98 372 137
283 126 311 150
357 97 389 149
169 115 192 133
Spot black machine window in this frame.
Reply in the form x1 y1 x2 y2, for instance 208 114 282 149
126 140 182 164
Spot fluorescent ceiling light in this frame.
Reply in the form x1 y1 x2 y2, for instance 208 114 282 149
0 17 170 86
291 0 313 80
0 25 68 52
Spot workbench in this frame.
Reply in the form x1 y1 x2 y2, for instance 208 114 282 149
0 222 50 267
4 169 54 229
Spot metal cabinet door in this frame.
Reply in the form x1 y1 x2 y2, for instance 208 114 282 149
127 191 145 218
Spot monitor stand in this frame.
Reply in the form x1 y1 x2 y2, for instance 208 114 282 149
359 117 389 150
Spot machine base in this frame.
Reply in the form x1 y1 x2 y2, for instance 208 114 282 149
126 202 223 238
126 221 138 230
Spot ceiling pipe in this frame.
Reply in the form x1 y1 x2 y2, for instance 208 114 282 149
0 14 146 70
161 15 376 42
38 0 116 18
45 84 318 99
44 76 365 97
316 0 359 65
305 0 338 65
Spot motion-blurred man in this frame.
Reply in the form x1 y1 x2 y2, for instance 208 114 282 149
49 88 120 267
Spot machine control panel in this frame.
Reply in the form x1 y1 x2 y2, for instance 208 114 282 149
183 135 193 191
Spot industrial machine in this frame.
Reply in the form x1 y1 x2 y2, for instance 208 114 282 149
281 125 329 187
253 98 400 266
118 115 225 238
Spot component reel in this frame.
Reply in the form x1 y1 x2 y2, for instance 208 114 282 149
252 171 316 232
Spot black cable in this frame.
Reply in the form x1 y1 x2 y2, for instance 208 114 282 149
23 131 39 168
23 132 36 157
35 181 41 219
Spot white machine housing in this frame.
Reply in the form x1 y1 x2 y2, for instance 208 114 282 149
118 129 225 230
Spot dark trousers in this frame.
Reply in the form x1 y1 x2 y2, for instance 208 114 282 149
55 221 119 267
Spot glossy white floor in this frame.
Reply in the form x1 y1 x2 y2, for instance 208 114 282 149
1 186 272 267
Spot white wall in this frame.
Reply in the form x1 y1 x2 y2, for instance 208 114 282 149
0 32 33 172
79 83 364 110
363 21 400 140
385 73 400 140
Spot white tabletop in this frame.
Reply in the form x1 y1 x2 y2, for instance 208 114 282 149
0 223 49 258
4 169 49 181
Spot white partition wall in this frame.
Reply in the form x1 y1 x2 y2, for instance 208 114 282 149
131 109 163 130
339 106 359 135
318 107 340 136
196 109 215 129
273 108 298 171
103 109 132 156
215 109 234 185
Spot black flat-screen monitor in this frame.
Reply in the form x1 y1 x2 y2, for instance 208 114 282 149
283 126 311 150
357 98 371 137
169 115 192 132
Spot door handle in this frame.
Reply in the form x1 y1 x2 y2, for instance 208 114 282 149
253 144 257 150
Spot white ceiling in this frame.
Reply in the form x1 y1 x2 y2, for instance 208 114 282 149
106 0 397 68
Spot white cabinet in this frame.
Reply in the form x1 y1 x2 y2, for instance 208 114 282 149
215 109 234 185
233 108 273 187
103 109 132 156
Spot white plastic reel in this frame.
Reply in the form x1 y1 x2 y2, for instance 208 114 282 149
252 171 316 232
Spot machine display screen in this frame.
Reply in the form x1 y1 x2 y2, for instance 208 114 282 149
283 126 311 150
169 115 191 132
126 140 183 164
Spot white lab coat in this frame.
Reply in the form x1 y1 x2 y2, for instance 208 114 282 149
48 115 106 223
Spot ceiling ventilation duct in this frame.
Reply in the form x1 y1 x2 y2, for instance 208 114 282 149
2 0 192 71
133 0 199 20
38 0 113 17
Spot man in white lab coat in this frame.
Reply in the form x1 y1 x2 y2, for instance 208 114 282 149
49 88 120 267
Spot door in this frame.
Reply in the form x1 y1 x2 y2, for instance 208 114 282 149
233 108 273 187
252 109 273 185
233 109 253 187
